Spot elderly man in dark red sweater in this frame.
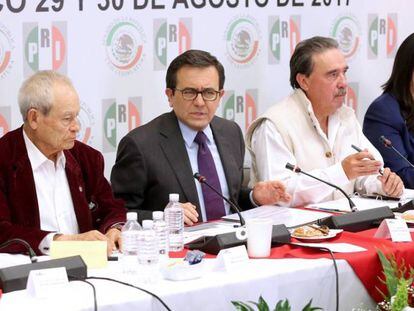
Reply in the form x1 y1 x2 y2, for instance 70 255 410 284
0 70 126 255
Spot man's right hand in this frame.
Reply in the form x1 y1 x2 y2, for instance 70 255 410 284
342 149 382 180
182 202 199 226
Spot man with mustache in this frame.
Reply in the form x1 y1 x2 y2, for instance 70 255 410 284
0 71 126 255
111 50 290 225
246 36 403 206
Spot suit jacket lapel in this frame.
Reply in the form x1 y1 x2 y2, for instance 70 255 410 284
211 117 240 202
159 112 200 209
12 128 41 228
64 151 93 232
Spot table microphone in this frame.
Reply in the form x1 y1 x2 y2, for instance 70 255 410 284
380 135 414 168
0 239 38 263
285 163 357 212
193 173 246 226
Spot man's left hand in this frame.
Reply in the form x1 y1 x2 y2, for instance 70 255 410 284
106 228 122 253
377 167 404 197
252 180 291 206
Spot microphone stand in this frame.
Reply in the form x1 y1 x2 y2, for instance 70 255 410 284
285 163 357 212
193 173 246 226
380 135 414 168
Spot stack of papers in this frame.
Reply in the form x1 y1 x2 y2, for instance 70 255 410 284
308 197 402 213
222 206 331 228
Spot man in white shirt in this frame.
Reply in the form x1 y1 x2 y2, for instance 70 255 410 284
246 36 403 207
0 71 126 255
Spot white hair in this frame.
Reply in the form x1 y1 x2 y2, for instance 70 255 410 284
18 70 75 121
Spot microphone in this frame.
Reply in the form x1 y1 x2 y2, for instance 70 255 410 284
0 239 38 263
285 163 358 212
380 135 414 168
193 172 245 226
0 238 87 293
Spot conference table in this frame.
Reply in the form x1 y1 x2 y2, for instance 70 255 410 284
4 198 414 311
0 253 375 310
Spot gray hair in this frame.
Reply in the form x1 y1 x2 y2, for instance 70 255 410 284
290 36 339 89
18 70 75 121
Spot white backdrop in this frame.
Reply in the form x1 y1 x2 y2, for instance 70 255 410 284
0 0 412 177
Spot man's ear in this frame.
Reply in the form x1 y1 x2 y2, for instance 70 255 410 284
26 108 40 130
165 88 174 107
219 89 225 99
296 73 310 91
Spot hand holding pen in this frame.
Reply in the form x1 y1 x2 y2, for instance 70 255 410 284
351 144 384 175
341 145 383 180
349 145 404 198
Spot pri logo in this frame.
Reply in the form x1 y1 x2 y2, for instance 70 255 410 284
268 16 301 64
222 90 257 132
368 14 398 59
104 19 146 75
331 15 361 60
23 22 67 77
154 18 192 70
225 16 260 67
76 103 95 145
0 106 10 138
0 23 14 79
345 82 359 112
102 97 142 152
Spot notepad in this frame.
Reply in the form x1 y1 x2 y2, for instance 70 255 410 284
50 241 107 269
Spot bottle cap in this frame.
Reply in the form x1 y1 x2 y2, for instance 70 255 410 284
126 212 138 221
169 193 179 202
153 211 164 220
142 220 154 229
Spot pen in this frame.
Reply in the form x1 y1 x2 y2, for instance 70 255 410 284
351 144 384 175
316 207 346 213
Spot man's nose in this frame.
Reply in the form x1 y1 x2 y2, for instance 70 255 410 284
193 92 206 105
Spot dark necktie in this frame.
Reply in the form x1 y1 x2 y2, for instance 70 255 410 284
194 131 226 220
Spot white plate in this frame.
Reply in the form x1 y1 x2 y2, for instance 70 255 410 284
394 212 414 224
291 229 343 242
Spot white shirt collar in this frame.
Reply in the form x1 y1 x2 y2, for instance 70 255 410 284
23 128 66 170
178 120 214 148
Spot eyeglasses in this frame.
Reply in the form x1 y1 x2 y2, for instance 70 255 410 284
174 88 221 101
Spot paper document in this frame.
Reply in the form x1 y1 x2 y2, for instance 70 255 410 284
221 206 331 228
184 221 237 244
292 242 367 253
308 197 402 213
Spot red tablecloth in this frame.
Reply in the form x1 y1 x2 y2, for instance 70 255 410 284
172 229 414 302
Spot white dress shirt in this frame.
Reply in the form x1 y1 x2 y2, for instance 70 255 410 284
247 89 386 207
178 121 230 221
23 130 79 253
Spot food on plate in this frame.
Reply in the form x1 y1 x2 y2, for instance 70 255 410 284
293 225 330 237
402 211 414 221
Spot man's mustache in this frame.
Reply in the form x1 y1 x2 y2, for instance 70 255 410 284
336 88 347 96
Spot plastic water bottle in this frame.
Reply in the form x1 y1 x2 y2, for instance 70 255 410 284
153 211 169 258
164 193 184 251
121 212 141 276
138 220 159 265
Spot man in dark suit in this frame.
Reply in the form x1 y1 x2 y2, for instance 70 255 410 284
0 71 126 255
111 50 290 225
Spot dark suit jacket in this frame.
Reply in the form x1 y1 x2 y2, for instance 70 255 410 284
363 92 414 188
0 127 126 255
110 111 252 221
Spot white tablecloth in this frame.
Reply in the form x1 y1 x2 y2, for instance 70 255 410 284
0 254 375 311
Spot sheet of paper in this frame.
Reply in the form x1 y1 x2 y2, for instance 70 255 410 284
221 206 331 228
50 241 107 268
292 242 367 253
184 221 237 244
308 197 402 213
